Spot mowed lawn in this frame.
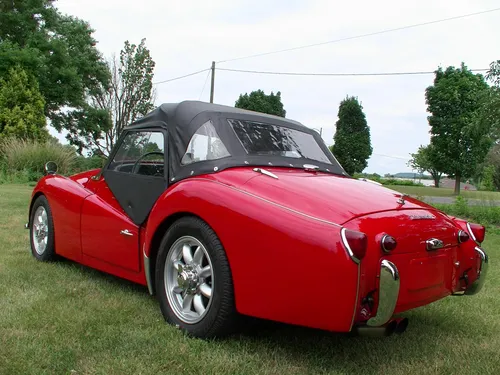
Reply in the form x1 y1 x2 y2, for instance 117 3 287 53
1 184 499 375
385 185 500 200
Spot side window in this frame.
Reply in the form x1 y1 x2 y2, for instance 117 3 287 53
181 120 230 165
109 131 165 177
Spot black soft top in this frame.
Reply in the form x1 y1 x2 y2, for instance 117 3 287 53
125 100 347 182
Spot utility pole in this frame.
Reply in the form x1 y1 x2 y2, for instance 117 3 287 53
210 61 215 103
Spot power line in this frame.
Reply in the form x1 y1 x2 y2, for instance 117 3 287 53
373 153 410 160
216 67 489 77
198 69 211 100
216 7 500 64
153 67 210 85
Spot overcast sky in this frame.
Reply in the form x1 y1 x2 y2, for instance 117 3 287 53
54 0 500 174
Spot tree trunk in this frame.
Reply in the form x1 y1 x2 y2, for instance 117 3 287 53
454 173 461 195
433 176 439 188
431 170 440 188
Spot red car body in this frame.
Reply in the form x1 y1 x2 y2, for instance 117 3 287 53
27 101 489 338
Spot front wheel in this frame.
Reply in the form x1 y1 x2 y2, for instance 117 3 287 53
29 195 56 261
155 216 238 338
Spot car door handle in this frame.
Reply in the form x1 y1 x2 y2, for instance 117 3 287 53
120 229 134 237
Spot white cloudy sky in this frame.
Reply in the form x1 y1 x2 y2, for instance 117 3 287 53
54 0 500 174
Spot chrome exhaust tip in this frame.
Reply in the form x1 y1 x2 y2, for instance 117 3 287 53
354 319 398 337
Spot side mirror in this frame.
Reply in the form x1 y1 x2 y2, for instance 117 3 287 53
44 161 58 175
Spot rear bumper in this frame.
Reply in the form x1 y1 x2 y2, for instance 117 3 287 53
367 260 400 327
463 246 489 295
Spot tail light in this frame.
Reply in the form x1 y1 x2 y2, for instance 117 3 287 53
458 230 469 243
467 223 485 243
381 234 397 253
341 228 367 263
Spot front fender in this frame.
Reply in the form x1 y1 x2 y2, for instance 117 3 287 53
145 177 360 333
28 174 92 262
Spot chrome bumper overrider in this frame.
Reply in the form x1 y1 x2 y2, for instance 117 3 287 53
367 260 400 327
464 246 489 295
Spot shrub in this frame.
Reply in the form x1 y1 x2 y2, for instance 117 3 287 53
380 178 424 187
0 138 77 179
434 199 500 227
72 155 106 173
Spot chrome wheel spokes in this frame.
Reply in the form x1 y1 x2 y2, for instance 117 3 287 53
32 206 48 255
164 236 214 324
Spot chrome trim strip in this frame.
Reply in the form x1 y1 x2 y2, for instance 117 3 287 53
185 178 342 228
143 249 154 295
464 246 489 295
466 222 477 243
367 260 400 327
340 228 360 264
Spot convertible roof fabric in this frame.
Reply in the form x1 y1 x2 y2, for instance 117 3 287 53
124 100 347 182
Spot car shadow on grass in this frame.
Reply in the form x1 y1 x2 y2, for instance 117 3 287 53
51 257 484 374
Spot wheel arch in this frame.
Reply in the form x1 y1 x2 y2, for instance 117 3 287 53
28 191 45 224
145 211 226 296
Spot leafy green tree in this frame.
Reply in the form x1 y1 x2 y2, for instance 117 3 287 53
0 66 48 141
480 164 495 191
235 90 286 117
0 0 109 119
329 96 372 175
484 60 500 143
52 39 156 155
425 63 491 195
408 144 443 188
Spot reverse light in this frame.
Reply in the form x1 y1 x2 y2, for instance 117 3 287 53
458 230 470 244
467 222 485 243
341 228 368 263
381 234 397 253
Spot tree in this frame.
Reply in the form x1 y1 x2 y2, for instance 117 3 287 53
408 144 443 188
330 96 372 175
0 0 110 120
235 90 286 117
0 66 48 141
52 39 156 155
425 63 492 195
484 60 500 143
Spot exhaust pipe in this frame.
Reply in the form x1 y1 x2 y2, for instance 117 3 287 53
354 319 398 337
354 318 408 337
393 317 408 334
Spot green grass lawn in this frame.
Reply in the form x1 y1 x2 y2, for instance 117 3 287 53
385 185 500 200
1 184 499 375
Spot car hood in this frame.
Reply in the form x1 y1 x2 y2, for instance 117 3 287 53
212 167 436 225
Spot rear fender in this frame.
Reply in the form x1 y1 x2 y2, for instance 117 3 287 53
145 177 359 332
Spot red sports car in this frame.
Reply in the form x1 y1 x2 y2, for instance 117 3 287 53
27 101 489 338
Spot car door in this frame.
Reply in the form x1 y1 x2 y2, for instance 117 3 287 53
81 129 167 272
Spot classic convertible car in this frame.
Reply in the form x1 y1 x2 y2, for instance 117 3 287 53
27 101 489 338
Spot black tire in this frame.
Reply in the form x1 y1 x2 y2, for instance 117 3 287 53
29 195 56 262
155 216 239 338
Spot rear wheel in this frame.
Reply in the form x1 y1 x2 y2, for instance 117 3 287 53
155 216 238 338
29 195 56 262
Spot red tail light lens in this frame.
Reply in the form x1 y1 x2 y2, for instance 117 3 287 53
381 234 397 253
467 223 485 243
458 230 469 243
341 228 367 263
